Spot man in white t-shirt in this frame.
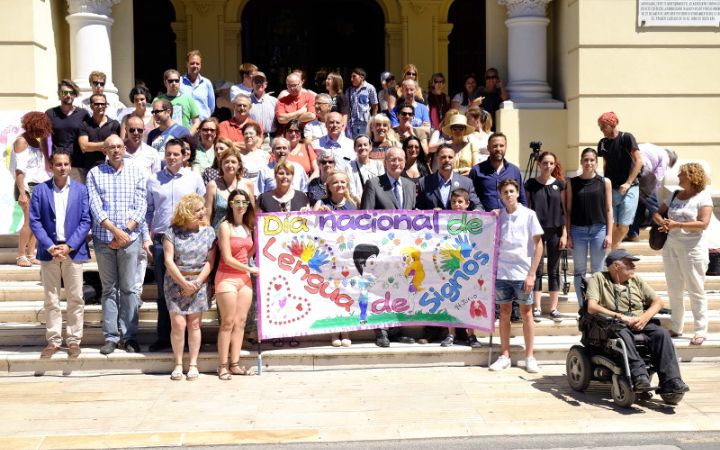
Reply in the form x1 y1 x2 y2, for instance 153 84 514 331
489 179 544 374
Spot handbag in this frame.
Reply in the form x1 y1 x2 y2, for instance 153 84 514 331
648 190 679 250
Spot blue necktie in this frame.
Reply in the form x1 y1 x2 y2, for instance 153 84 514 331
393 180 402 208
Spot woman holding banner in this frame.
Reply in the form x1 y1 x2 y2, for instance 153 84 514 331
314 169 357 347
257 162 311 213
215 189 258 380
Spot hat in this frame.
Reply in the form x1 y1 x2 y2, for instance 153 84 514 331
380 71 395 83
605 248 640 266
442 114 475 137
252 71 267 81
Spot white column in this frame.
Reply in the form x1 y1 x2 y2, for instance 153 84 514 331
498 0 562 109
66 0 122 102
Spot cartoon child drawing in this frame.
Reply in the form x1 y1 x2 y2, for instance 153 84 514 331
350 244 379 323
401 247 425 293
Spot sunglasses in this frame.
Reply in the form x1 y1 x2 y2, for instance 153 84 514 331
92 81 105 87
253 79 265 85
200 127 216 133
127 127 143 134
433 80 445 84
406 72 417 76
399 111 413 117
320 160 335 165
151 109 167 115
92 102 107 107
60 90 75 96
166 79 180 84
230 200 250 207
450 125 466 131
485 75 498 80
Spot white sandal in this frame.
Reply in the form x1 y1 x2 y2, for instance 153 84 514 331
170 365 184 381
186 365 199 380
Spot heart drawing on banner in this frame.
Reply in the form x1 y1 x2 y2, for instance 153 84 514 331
264 275 311 326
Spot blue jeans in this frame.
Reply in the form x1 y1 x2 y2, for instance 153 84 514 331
94 238 141 343
152 238 170 343
350 122 368 139
570 224 607 307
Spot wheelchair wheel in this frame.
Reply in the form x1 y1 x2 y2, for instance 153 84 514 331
566 345 592 391
660 392 684 405
611 376 636 408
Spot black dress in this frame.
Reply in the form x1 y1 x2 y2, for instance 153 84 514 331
258 190 311 212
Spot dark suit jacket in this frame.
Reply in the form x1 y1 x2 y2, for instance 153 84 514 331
416 172 483 211
29 178 92 261
360 174 416 210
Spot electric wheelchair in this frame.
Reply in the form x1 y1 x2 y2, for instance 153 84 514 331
565 303 685 408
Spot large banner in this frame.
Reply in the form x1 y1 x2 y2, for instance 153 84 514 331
257 210 499 340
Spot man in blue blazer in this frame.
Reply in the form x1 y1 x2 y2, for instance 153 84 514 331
29 151 91 358
416 145 483 211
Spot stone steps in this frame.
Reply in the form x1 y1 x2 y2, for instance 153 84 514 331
2 333 718 376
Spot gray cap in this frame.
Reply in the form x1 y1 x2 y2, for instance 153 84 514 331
605 248 640 266
380 71 395 83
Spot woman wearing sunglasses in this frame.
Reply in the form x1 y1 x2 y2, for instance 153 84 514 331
215 189 259 380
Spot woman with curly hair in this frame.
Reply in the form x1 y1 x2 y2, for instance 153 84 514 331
11 112 52 267
654 163 713 345
163 193 216 380
215 189 258 379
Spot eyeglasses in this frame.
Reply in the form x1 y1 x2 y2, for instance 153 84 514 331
450 125 466 131
166 79 180 84
91 81 105 87
286 129 301 134
399 111 413 117
406 72 417 76
433 80 445 84
320 160 335 165
485 75 498 80
92 102 107 107
60 90 75 96
151 109 167 115
127 127 143 134
105 144 124 150
200 128 216 133
230 200 250 207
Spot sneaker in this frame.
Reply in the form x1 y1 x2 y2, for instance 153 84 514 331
525 356 540 373
99 341 117 355
549 309 563 323
466 334 482 348
440 335 454 347
533 308 541 323
341 339 352 347
489 355 511 371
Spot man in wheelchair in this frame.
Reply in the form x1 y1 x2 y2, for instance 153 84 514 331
585 248 690 395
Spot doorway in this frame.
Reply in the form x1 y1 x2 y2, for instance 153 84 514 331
447 0 486 97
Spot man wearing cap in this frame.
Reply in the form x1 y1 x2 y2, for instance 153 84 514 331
585 248 690 395
248 71 277 148
597 112 643 248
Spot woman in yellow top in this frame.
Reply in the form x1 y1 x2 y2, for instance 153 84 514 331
439 114 478 176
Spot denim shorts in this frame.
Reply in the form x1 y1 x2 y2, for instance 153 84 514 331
495 279 533 305
612 185 639 226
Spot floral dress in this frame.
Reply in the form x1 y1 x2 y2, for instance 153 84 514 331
163 226 216 314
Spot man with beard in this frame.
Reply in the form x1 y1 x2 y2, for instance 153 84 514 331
416 145 481 210
45 79 89 182
468 132 526 211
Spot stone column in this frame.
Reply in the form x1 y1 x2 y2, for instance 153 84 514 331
498 0 562 109
66 0 122 101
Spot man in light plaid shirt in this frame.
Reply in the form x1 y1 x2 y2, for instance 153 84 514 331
87 135 147 355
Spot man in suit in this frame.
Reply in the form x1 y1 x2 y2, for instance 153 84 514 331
360 147 416 347
360 147 416 211
29 151 92 358
416 145 482 210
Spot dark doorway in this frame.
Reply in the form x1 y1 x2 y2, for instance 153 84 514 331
133 0 177 99
447 0 486 97
241 0 385 94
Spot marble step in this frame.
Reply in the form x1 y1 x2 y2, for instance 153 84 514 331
1 310 719 346
1 291 718 324
1 332 718 376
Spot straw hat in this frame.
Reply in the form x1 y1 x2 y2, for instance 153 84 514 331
442 114 475 136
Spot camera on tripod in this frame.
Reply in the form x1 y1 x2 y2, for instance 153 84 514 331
529 140 543 154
